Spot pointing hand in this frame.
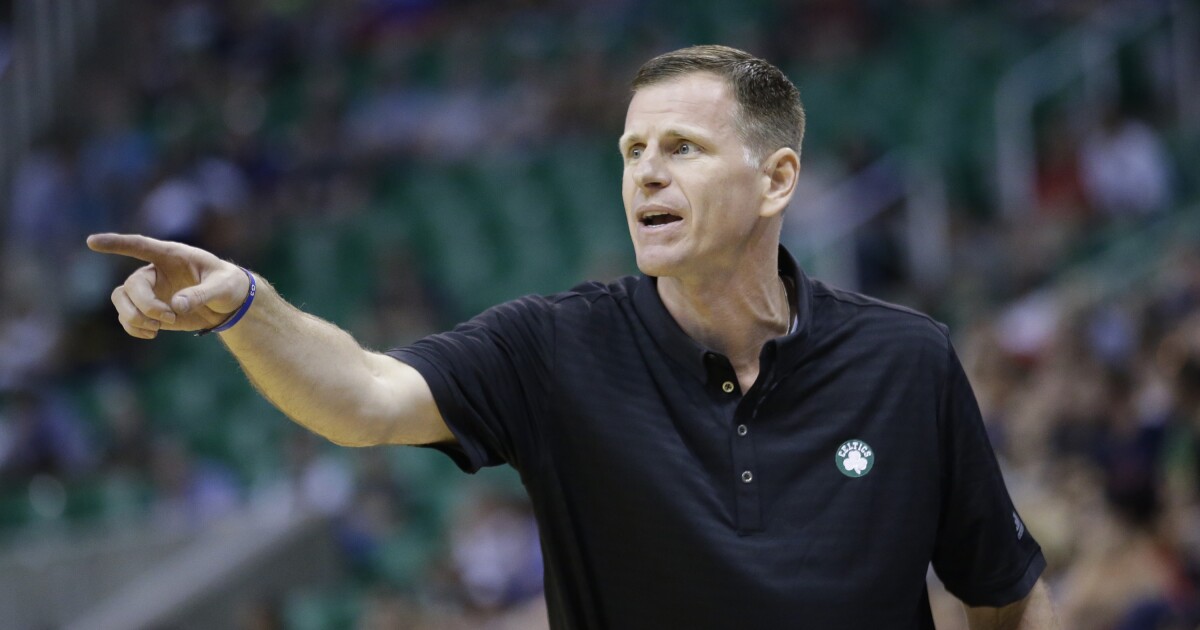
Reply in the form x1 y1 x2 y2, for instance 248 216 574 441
87 233 252 338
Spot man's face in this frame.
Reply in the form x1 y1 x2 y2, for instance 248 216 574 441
620 72 765 278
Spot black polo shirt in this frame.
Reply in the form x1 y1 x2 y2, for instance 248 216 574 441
389 248 1045 629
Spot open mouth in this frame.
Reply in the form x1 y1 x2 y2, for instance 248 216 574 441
640 211 683 227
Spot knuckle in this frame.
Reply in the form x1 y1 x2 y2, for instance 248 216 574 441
126 311 150 328
125 274 149 295
124 316 143 332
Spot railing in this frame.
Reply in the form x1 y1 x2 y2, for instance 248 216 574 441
0 505 338 630
1062 203 1200 303
0 0 107 219
993 0 1198 219
64 510 339 630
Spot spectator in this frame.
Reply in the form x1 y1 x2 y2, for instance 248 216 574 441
0 389 95 480
448 492 543 616
0 259 64 391
1079 107 1174 217
7 134 85 261
148 436 241 530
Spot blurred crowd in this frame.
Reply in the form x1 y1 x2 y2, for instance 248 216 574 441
0 0 1197 628
947 244 1198 629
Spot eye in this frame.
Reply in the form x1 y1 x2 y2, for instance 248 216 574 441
675 142 696 155
628 146 643 159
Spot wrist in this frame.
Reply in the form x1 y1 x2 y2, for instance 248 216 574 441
196 268 256 336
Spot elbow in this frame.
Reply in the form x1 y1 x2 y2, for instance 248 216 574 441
326 408 393 448
287 405 390 448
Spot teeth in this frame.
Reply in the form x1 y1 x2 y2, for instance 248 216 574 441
640 210 680 226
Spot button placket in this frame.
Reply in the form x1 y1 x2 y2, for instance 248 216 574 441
707 349 762 532
731 406 763 533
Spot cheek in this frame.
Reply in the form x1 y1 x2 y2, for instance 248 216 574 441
706 175 757 227
621 172 635 211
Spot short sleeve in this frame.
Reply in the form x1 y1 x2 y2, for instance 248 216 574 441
930 342 1046 607
387 295 554 474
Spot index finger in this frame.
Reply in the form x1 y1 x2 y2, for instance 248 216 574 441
87 233 178 264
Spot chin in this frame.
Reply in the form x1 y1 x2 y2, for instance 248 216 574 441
633 247 686 278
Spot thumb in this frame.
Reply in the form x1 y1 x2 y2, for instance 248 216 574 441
171 267 248 314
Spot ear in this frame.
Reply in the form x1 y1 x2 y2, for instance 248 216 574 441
759 147 800 219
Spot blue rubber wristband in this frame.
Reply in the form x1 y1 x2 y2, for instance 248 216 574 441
196 268 256 336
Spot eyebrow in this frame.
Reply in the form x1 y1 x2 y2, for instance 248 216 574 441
618 126 714 151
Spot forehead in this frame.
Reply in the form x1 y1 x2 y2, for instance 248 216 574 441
623 72 737 137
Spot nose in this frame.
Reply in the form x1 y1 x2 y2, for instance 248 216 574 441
632 148 670 191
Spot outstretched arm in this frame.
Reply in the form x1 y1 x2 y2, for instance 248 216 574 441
87 233 453 447
965 580 1060 630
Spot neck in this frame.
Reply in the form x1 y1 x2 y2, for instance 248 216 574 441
657 247 790 390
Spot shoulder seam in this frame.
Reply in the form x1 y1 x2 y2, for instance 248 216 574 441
813 285 946 332
547 282 630 307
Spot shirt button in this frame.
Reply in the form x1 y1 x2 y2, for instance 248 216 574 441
741 470 753 483
737 424 748 436
721 381 735 394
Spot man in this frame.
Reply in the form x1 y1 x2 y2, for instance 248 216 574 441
89 46 1058 628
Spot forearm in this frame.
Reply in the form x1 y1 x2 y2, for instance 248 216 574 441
965 580 1060 630
217 274 439 446
87 233 447 445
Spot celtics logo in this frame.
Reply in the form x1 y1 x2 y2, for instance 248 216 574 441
836 440 875 478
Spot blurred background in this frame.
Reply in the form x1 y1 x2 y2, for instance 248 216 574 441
0 0 1198 628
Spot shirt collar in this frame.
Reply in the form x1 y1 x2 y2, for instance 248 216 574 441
632 245 814 384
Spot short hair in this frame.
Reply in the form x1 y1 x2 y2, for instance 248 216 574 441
631 45 806 163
